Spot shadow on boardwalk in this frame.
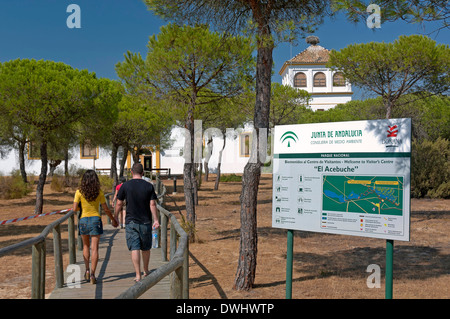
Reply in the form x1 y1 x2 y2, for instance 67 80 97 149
49 225 169 299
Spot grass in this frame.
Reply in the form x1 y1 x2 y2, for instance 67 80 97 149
219 174 242 182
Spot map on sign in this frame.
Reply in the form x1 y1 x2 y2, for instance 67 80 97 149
322 175 404 216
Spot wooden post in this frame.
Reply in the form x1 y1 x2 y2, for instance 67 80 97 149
53 224 64 289
68 214 76 264
170 221 177 260
31 243 40 299
182 240 189 299
161 213 168 262
156 173 161 195
31 241 46 299
169 220 179 299
39 241 46 298
171 266 183 299
77 215 83 251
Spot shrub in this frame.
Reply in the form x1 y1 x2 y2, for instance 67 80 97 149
179 212 199 243
411 138 450 198
98 174 114 193
219 174 242 182
50 175 64 192
427 181 450 199
0 170 32 199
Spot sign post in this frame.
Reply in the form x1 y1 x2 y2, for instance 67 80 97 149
286 229 294 299
386 239 394 299
272 119 411 299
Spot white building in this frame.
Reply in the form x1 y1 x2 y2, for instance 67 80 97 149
0 143 117 177
278 36 352 111
159 123 257 175
0 124 257 176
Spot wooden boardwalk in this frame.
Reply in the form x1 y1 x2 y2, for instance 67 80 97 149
49 224 170 299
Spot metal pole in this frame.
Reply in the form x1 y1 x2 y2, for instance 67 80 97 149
385 239 394 299
286 229 294 299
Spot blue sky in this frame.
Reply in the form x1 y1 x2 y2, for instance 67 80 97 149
0 0 448 100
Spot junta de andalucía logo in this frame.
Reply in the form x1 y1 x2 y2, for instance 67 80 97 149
280 131 298 147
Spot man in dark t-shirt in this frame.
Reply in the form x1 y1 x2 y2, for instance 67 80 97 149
115 163 160 282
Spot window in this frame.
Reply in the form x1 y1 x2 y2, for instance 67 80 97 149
143 155 152 171
313 72 326 87
28 141 40 160
240 133 251 157
80 141 98 159
293 72 307 87
333 72 345 86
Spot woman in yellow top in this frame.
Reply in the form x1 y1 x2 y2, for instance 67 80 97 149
72 170 118 284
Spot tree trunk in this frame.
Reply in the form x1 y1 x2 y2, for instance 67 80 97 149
204 137 213 182
183 163 195 218
214 136 226 191
64 147 69 187
197 163 203 187
194 163 201 206
110 144 118 187
48 159 61 177
214 163 221 191
119 147 128 178
18 140 27 183
131 147 140 164
385 98 393 119
204 162 209 182
234 37 273 290
35 140 48 214
194 165 199 206
184 103 196 239
234 160 261 290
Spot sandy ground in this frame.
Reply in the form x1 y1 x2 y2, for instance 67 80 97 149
0 174 448 299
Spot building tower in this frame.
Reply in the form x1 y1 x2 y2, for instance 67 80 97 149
279 36 353 111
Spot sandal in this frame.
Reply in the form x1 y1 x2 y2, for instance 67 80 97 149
90 274 97 284
84 270 90 282
143 270 151 278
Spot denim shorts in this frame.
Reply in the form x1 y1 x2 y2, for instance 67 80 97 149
125 222 152 251
79 216 103 236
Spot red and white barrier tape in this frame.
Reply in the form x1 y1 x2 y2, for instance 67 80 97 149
0 208 71 225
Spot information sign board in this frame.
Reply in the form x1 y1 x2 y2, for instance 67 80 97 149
272 118 411 241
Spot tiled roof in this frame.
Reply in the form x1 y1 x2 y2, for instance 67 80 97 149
288 44 330 64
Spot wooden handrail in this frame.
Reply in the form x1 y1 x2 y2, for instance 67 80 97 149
116 204 189 299
0 209 77 299
0 175 188 299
